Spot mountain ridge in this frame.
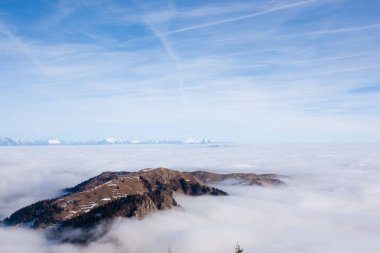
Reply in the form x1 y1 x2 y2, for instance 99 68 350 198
1 167 284 243
0 136 217 146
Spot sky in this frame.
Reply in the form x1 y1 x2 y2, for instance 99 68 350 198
0 0 380 143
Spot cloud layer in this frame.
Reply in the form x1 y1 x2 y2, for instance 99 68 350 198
1 144 380 252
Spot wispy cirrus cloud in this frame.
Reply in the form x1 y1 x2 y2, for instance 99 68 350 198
0 21 46 72
349 84 380 94
307 23 380 35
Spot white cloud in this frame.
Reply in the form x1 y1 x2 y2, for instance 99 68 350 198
1 145 380 252
307 23 380 36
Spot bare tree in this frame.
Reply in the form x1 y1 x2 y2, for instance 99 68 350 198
235 243 244 253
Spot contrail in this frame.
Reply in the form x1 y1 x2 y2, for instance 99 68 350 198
150 25 187 107
133 0 188 108
167 0 317 34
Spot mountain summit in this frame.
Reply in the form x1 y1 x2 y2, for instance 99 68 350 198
1 168 284 242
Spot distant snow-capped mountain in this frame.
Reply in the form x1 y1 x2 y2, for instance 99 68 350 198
184 138 211 144
0 136 215 146
98 138 130 144
47 139 62 145
0 137 21 146
0 137 65 146
98 138 211 145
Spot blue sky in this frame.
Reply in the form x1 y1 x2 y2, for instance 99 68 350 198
0 0 380 143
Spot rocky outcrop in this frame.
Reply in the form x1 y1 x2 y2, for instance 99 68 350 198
190 171 284 186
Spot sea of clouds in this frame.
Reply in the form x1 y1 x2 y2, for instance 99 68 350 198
0 144 380 253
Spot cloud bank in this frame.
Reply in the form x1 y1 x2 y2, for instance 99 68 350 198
0 144 380 252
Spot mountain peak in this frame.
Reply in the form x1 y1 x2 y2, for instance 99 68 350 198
47 139 62 145
1 167 284 243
